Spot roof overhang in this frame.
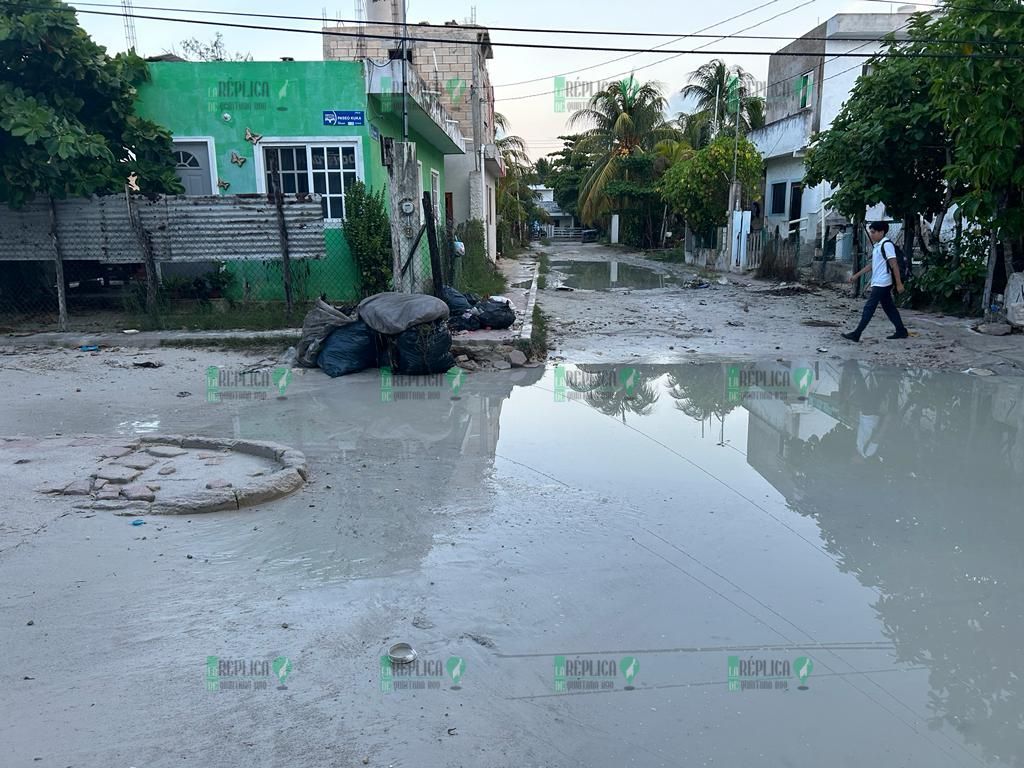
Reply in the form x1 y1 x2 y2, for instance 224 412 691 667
365 60 467 155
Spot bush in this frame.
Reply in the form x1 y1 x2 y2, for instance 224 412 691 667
456 219 506 297
907 232 989 315
344 182 392 298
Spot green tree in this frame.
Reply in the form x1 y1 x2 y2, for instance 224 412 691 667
0 0 182 207
568 77 679 224
343 181 392 297
917 0 1024 259
175 32 252 62
534 157 552 184
545 134 595 220
678 59 766 147
494 113 540 249
659 136 763 235
803 40 953 253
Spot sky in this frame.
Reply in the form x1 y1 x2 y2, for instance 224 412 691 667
72 0 915 159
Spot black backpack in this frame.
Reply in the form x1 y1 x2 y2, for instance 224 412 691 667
882 238 911 284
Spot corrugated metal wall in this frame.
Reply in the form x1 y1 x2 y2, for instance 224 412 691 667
0 194 325 263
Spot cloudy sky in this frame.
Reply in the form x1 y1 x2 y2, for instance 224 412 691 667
74 0 916 158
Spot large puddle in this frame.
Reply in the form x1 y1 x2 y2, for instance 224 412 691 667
5 360 1023 767
551 259 678 290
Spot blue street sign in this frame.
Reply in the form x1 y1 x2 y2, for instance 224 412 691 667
323 110 365 127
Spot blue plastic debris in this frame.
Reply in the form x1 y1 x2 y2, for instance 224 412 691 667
131 519 145 526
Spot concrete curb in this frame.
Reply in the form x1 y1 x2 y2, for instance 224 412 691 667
49 435 309 516
2 329 301 350
520 259 541 343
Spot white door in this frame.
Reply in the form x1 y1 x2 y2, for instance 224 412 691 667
173 142 213 195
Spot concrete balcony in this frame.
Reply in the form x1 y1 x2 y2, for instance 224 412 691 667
364 60 467 155
482 143 506 177
749 110 813 161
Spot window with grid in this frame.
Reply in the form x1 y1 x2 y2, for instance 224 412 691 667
264 146 308 195
263 144 359 221
770 182 787 216
310 145 358 221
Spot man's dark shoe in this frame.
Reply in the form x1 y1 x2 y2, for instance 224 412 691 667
887 330 909 339
842 332 861 342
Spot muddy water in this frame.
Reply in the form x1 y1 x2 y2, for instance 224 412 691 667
551 259 679 290
2 362 1023 767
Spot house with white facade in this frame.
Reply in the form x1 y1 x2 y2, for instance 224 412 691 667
530 185 577 237
748 11 916 257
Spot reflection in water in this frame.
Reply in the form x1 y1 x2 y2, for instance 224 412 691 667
558 361 1024 767
550 260 678 291
209 366 546 583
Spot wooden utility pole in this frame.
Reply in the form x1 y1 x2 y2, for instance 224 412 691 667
47 196 68 331
983 230 998 320
126 189 160 318
267 155 294 318
388 141 422 293
423 191 444 297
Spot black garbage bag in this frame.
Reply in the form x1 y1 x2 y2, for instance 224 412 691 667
463 291 482 307
476 298 516 330
441 285 472 314
297 298 354 368
317 320 379 377
391 320 456 375
449 308 482 332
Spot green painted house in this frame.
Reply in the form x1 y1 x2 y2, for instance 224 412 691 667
135 59 467 302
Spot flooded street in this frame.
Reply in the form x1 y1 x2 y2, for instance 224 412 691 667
2 354 1023 767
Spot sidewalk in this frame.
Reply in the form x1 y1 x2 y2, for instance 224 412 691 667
3 257 542 352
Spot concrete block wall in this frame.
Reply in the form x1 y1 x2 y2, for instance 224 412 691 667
323 23 495 146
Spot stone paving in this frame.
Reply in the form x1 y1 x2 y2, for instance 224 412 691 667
7 434 307 515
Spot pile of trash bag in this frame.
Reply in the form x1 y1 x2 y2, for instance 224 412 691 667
441 286 516 332
297 298 354 368
300 292 455 378
316 320 380 378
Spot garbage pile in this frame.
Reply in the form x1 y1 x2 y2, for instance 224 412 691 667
298 287 518 379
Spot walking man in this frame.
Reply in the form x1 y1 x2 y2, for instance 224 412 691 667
843 221 908 342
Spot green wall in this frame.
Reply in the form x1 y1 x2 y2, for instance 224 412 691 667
137 60 448 302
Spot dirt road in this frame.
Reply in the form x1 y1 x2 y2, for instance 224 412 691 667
537 242 1023 374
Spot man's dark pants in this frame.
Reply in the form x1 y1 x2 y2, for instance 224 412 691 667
850 285 907 339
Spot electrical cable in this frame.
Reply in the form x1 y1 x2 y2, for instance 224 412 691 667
2 2 1019 60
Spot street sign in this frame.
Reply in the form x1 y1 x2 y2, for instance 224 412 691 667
323 110 365 127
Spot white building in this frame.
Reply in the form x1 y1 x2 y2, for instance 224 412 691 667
530 185 577 236
748 11 916 251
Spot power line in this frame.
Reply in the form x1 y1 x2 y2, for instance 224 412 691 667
52 0 983 46
491 0 791 88
520 18 915 155
494 0 827 100
4 2 1019 59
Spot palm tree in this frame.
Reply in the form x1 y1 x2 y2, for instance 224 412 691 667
679 59 766 145
495 112 530 169
494 113 537 248
568 77 680 224
653 138 693 175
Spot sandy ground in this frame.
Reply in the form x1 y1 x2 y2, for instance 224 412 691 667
537 242 1024 374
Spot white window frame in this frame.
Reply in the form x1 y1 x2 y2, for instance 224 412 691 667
798 71 814 111
171 136 218 195
253 136 365 224
418 160 424 217
430 169 441 222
